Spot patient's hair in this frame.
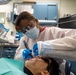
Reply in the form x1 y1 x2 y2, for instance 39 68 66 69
41 57 61 75
24 57 60 75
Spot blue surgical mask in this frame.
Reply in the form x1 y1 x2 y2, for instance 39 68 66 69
25 26 39 39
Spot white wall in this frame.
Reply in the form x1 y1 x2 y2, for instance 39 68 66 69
0 0 24 36
0 1 14 36
0 0 76 36
60 0 76 17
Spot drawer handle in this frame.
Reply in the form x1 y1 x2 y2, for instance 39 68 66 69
8 55 10 58
5 50 13 52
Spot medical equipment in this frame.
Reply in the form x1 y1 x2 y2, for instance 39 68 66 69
58 14 76 29
33 43 39 56
23 41 33 58
0 24 5 36
0 23 9 38
23 41 30 50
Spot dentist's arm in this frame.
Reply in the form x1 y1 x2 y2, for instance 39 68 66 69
22 41 33 60
33 35 76 57
14 37 26 60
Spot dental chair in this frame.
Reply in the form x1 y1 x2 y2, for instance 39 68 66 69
55 58 72 75
65 61 72 75
58 15 76 75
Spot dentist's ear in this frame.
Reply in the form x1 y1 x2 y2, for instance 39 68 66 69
35 18 40 26
35 18 39 24
41 70 50 75
34 18 42 31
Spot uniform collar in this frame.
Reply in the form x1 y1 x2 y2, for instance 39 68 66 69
40 26 46 33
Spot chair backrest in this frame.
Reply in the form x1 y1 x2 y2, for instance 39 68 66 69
65 61 72 75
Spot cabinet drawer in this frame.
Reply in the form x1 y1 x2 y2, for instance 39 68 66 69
2 54 14 58
2 46 18 59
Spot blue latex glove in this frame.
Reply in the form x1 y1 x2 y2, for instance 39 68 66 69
33 43 39 56
22 49 33 60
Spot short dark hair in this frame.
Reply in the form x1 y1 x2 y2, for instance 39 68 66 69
23 57 61 75
42 57 61 75
15 11 35 26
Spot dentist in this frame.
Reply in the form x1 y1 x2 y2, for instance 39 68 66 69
14 11 76 75
14 11 65 60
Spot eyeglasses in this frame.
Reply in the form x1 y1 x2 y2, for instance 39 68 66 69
20 19 35 34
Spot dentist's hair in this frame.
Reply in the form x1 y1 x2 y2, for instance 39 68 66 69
15 11 35 32
15 11 35 26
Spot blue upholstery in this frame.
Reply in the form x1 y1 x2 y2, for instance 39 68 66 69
65 61 72 75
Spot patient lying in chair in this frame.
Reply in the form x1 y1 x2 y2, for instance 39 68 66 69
0 56 60 75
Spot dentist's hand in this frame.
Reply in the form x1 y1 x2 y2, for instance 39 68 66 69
33 43 39 56
22 49 32 60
